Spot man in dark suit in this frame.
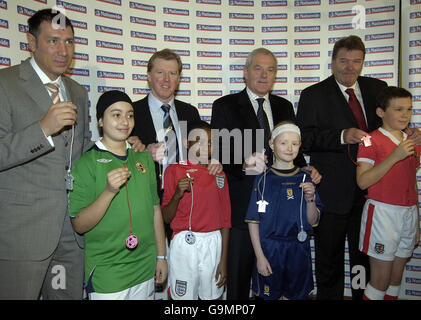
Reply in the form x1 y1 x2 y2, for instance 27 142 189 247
0 9 91 299
211 48 320 300
296 35 388 300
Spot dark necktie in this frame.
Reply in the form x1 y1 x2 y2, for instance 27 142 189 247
161 104 179 164
345 88 367 132
256 98 272 164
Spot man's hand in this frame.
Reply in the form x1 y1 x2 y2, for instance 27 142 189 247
243 152 267 175
127 136 145 152
343 127 368 144
406 127 421 146
208 158 223 175
303 166 322 184
146 142 166 162
40 102 77 137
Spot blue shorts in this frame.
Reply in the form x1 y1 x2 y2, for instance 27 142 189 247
252 237 313 300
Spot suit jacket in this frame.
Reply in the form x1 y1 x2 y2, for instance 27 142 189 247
131 94 201 197
0 58 92 261
296 75 387 215
211 88 306 229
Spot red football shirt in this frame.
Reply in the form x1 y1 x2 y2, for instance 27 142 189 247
161 161 231 236
357 128 421 206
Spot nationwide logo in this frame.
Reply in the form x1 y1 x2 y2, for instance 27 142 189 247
410 40 421 47
328 23 353 31
66 68 89 77
262 0 287 6
20 42 29 51
329 0 355 4
132 74 147 81
96 25 123 35
230 39 254 45
366 19 395 28
230 90 242 94
277 64 288 70
174 50 191 57
99 86 125 93
164 21 189 29
364 59 394 67
295 0 321 5
262 13 287 19
129 2 155 12
97 71 124 79
183 63 191 69
409 82 421 88
198 77 222 83
295 26 320 32
275 77 287 83
131 31 156 40
198 90 223 96
71 20 88 30
75 36 89 45
229 13 254 19
130 16 156 26
197 24 222 31
295 77 320 83
18 24 28 33
74 52 89 61
272 90 287 96
406 265 421 272
196 11 222 18
0 57 10 66
405 277 421 284
57 1 87 14
96 40 123 50
405 290 421 297
329 10 354 18
198 103 212 109
229 52 248 58
197 51 222 57
198 64 222 70
229 0 254 6
410 26 421 33
295 51 320 58
0 38 9 47
131 46 156 54
164 35 190 43
180 77 191 83
295 13 321 19
230 64 244 70
410 54 421 61
163 7 189 16
414 96 421 102
328 37 343 44
294 39 320 45
413 108 421 115
262 39 287 45
410 12 421 19
95 9 122 20
294 89 302 95
197 0 221 3
366 6 395 15
295 64 320 70
262 26 287 32
0 0 7 10
197 38 222 44
17 6 36 17
133 88 150 95
175 90 191 96
98 0 122 5
0 18 8 29
273 52 288 58
230 26 254 32
411 0 421 4
364 72 393 79
366 46 394 54
230 77 245 83
132 59 148 67
97 55 124 65
365 33 394 41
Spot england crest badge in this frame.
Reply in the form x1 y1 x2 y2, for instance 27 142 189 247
175 280 187 297
215 174 225 189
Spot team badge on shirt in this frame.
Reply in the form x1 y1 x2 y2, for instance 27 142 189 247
286 188 294 200
215 174 225 189
264 285 270 296
175 280 187 297
135 161 146 173
375 243 385 254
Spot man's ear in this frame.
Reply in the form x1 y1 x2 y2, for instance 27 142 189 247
376 107 384 118
26 32 36 53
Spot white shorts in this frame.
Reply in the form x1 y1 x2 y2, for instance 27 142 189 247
168 230 223 300
88 278 155 300
359 199 418 261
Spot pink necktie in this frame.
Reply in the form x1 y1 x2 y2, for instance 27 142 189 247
45 83 60 104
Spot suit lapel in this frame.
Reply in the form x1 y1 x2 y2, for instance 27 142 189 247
238 89 259 129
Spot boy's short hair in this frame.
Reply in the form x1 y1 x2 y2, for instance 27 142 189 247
28 8 74 38
147 48 182 74
376 86 412 111
187 120 211 136
332 35 365 61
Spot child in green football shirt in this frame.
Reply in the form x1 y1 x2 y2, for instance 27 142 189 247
69 90 167 300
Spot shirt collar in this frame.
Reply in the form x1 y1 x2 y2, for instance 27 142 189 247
246 87 270 103
95 139 132 151
378 127 407 145
148 92 175 114
30 57 62 86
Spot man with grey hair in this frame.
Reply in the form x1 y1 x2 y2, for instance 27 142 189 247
211 47 321 299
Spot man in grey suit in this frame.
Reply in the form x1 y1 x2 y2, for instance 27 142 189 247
0 9 91 299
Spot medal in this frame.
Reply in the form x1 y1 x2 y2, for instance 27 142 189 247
185 231 196 245
297 229 307 242
123 164 138 250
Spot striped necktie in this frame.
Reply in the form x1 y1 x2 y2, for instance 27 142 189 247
45 83 60 104
161 104 179 165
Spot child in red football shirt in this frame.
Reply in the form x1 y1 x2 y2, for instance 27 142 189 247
161 120 231 300
357 86 420 300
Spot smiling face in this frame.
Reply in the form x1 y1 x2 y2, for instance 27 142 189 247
27 20 74 81
147 58 180 104
99 101 134 143
377 97 413 132
244 52 277 97
269 131 301 168
331 48 364 88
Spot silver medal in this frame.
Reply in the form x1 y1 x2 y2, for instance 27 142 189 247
185 231 196 245
297 230 307 242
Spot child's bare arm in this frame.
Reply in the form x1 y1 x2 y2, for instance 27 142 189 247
300 182 320 226
161 177 192 223
154 205 168 284
216 227 230 288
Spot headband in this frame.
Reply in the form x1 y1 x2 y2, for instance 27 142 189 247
271 124 301 140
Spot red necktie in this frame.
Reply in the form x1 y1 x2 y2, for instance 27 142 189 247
345 88 367 132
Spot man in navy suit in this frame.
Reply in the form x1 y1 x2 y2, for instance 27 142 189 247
296 35 388 300
211 48 321 300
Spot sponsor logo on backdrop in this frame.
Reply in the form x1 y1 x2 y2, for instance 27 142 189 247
132 60 148 67
173 50 190 56
229 52 249 58
230 26 254 32
0 57 11 66
0 19 8 29
295 26 320 32
197 0 221 4
410 12 421 19
295 64 320 70
96 40 123 50
262 13 287 20
229 13 253 19
97 56 124 65
132 74 147 81
262 39 287 45
97 71 124 79
75 36 88 45
197 24 222 31
130 16 156 26
262 0 287 6
409 54 421 61
410 26 421 33
180 77 191 83
364 60 394 67
295 13 321 19
273 52 288 58
95 9 122 20
197 51 222 57
410 40 421 47
196 11 222 18
365 33 394 41
197 38 222 45
74 52 89 61
198 103 212 109
0 37 9 47
329 10 354 18
230 39 254 45
329 0 356 4
131 31 156 40
329 23 353 31
295 0 321 5
409 82 421 88
163 7 189 16
164 22 189 29
57 1 87 14
366 6 395 15
98 0 122 5
17 6 36 17
198 64 222 70
229 0 254 6
129 2 155 12
294 39 320 45
364 73 393 79
164 35 189 43
230 77 244 83
175 90 191 96
131 46 156 53
366 19 395 28
96 25 122 35
295 51 320 58
366 46 394 54
66 68 89 76
406 277 421 284
18 24 28 33
71 20 88 30
20 42 29 51
272 90 287 96
198 90 223 96
133 88 150 95
295 77 320 83
262 26 287 32
99 86 125 93
230 64 244 70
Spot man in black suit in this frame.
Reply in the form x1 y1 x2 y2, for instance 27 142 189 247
211 48 321 300
296 35 389 300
